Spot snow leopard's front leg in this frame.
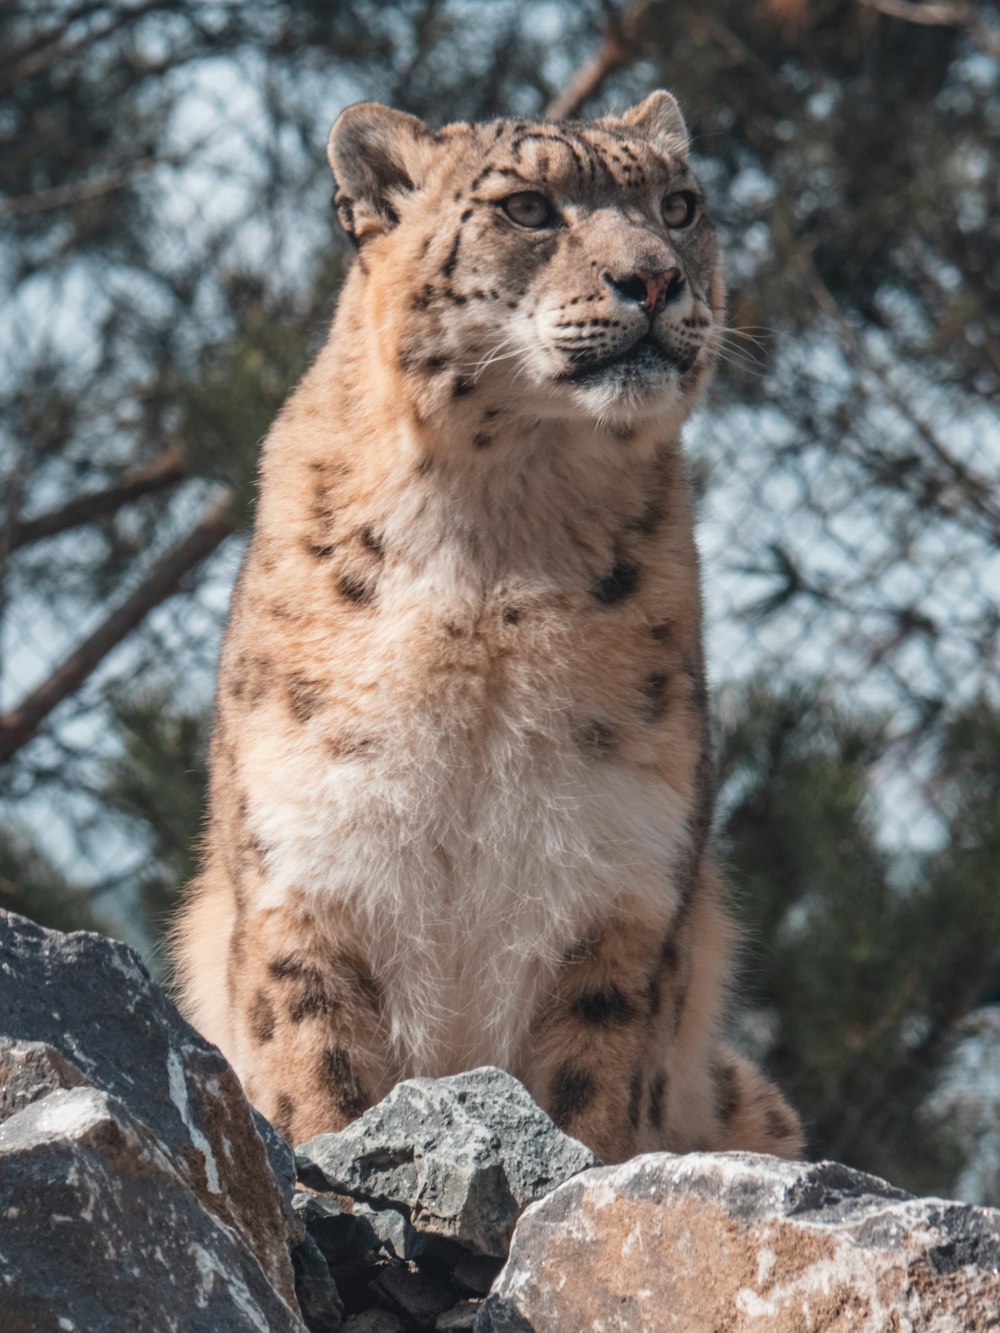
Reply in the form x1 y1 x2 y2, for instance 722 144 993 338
519 874 803 1163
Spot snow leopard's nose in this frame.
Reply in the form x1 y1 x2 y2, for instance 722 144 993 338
604 266 684 311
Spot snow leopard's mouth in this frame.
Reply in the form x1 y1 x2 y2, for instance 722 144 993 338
555 330 694 385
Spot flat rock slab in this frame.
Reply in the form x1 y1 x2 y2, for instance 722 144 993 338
0 1084 306 1332
298 1067 598 1259
478 1152 1000 1332
0 909 302 1310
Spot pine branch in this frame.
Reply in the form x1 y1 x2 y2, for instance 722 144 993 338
0 494 233 764
8 445 187 551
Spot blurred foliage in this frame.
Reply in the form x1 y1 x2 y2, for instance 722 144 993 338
0 819 107 935
98 685 210 938
176 275 321 525
639 0 1000 400
720 682 1000 1193
1 0 998 1198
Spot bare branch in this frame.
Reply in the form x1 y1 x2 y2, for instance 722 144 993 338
0 495 233 764
807 265 1000 537
855 0 1000 64
0 447 33 677
8 445 187 551
0 0 168 94
0 154 181 220
545 0 652 120
856 0 972 26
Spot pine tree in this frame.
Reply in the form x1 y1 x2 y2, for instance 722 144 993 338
718 681 1000 1194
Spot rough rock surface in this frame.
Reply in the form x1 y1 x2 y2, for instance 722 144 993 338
8 910 1000 1333
294 1180 496 1331
0 909 307 1327
297 1067 598 1260
478 1151 1000 1332
0 1082 307 1332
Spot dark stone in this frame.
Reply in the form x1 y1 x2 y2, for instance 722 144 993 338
0 1084 306 1331
368 1265 455 1324
297 1068 597 1259
293 1231 346 1332
294 1191 382 1263
0 909 303 1316
436 1302 482 1331
452 1254 504 1296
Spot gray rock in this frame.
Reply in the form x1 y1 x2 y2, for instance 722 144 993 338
435 1302 482 1330
342 1313 404 1333
0 1037 93 1119
293 1230 345 1332
298 1067 598 1259
0 908 303 1309
294 1191 372 1263
369 1265 457 1324
478 1151 1000 1332
451 1255 503 1297
0 1083 306 1331
294 1188 427 1263
354 1199 429 1261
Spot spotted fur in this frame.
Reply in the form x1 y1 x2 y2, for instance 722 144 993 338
170 91 803 1163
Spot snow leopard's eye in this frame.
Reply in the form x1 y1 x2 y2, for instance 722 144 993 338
500 192 556 229
661 191 699 230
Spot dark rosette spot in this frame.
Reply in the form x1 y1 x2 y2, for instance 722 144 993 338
273 1093 296 1140
549 1061 597 1128
289 969 341 1024
359 525 385 558
561 929 601 965
627 1069 643 1130
647 1072 667 1130
287 674 324 723
338 572 375 605
571 986 636 1027
249 990 276 1044
639 672 669 723
592 559 639 605
713 1059 741 1123
268 955 306 981
322 1045 368 1120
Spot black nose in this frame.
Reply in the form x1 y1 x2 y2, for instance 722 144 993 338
604 267 684 310
608 273 649 304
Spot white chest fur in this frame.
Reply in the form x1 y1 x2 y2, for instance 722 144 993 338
242 629 686 1077
242 432 689 1075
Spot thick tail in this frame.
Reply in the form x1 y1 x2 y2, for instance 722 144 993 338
708 1042 805 1159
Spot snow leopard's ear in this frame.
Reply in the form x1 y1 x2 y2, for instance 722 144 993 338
327 102 434 247
608 90 690 158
